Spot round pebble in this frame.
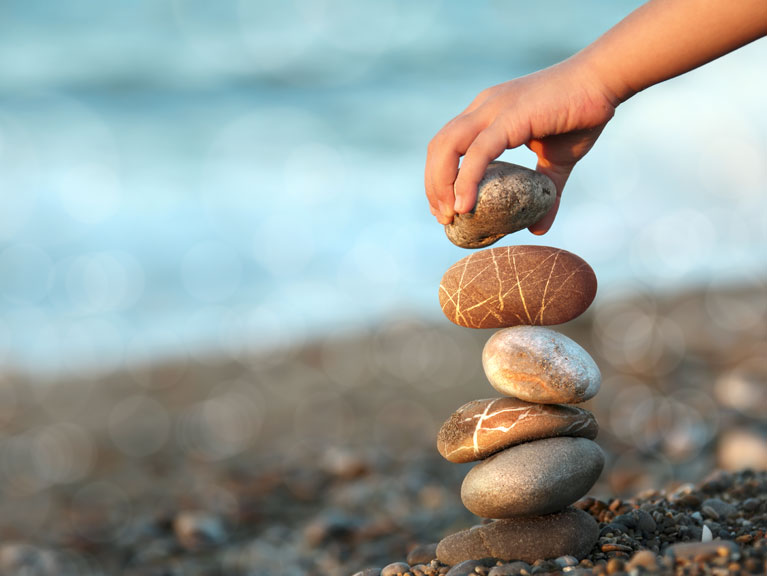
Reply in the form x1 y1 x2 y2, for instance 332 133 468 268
461 437 604 518
482 327 601 404
445 161 556 249
381 561 411 576
407 543 438 565
445 558 496 576
437 397 598 463
439 246 597 329
436 507 599 564
173 510 226 552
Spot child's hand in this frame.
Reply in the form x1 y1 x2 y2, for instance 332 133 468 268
425 0 766 234
425 60 617 234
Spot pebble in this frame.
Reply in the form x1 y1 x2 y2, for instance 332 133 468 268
444 558 496 576
611 509 656 534
626 549 658 570
436 507 599 564
437 396 597 463
717 427 767 470
666 539 739 560
382 561 412 576
488 561 531 575
407 543 439 565
352 570 382 576
461 437 604 518
701 498 737 520
482 327 601 404
173 510 226 552
0 543 59 575
444 161 556 249
554 555 579 568
439 246 597 329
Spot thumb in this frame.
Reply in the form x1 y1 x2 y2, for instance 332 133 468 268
527 163 571 236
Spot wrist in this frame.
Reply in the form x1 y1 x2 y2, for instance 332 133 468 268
567 46 635 107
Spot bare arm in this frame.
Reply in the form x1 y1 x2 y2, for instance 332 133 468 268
425 0 767 232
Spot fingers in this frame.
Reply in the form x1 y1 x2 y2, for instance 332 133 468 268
453 116 532 214
425 114 485 224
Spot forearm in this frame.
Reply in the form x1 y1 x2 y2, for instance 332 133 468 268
574 0 767 104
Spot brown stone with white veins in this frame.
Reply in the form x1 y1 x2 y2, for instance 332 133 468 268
438 246 596 329
437 397 598 463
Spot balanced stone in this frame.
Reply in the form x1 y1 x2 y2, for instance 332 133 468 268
437 397 598 463
460 437 604 518
445 162 556 249
436 507 599 564
439 246 596 329
482 327 601 404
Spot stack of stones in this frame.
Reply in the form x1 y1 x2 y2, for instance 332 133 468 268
435 161 604 564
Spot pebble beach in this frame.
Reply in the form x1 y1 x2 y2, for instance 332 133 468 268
0 283 764 575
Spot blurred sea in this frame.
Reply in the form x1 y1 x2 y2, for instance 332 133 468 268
0 0 765 376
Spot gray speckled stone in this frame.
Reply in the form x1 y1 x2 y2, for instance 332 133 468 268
482 326 601 404
445 161 555 249
461 437 604 518
437 508 598 564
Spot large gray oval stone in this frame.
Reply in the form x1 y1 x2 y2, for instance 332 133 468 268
482 326 601 404
436 507 598 564
445 162 556 249
461 437 604 518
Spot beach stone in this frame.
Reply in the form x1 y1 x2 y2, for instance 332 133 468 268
445 161 556 249
482 327 600 404
666 540 738 560
461 437 604 518
701 498 737 520
488 562 531 575
437 397 598 463
627 550 659 571
173 511 226 551
437 507 598 564
445 558 497 575
407 543 438 565
439 246 596 329
381 561 411 576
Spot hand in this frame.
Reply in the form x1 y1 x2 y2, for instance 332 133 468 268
425 59 617 234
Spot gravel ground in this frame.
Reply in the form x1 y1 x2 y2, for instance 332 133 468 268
0 284 764 575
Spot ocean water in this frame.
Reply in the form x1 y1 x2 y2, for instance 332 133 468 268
0 0 765 375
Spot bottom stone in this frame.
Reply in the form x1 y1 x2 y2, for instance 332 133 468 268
436 507 598 565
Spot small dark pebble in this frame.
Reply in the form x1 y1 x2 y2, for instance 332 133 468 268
742 497 761 512
701 497 737 519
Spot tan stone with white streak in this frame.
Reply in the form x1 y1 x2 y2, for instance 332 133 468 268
437 397 598 464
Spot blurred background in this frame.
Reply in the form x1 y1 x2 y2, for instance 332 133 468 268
0 1 764 575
